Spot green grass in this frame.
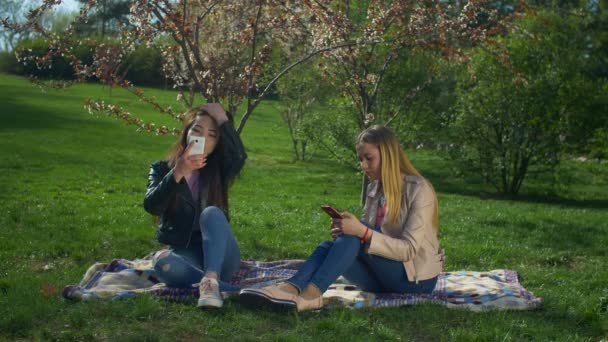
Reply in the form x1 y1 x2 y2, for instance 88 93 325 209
0 73 607 341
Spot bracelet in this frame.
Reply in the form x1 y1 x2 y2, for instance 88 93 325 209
361 227 370 244
365 229 372 243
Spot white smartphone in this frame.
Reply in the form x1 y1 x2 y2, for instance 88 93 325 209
188 135 206 156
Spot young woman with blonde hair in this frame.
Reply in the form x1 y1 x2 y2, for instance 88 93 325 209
240 125 443 312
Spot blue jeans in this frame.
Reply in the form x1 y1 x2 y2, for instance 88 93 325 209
152 206 241 292
287 222 437 294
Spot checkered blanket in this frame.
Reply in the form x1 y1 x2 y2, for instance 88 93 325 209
63 257 542 311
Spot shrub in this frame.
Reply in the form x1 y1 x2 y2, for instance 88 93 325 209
448 11 600 194
13 37 168 88
0 51 19 74
14 37 74 79
123 45 167 88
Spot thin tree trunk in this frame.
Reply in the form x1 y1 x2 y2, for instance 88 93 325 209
293 139 300 161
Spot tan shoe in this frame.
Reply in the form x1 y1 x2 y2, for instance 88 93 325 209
239 285 297 312
293 295 324 312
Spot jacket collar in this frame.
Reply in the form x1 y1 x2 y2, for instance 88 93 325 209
367 179 381 198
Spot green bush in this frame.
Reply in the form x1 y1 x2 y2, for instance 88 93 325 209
589 128 608 160
12 37 168 87
0 51 19 74
301 97 361 167
447 11 602 194
123 45 167 88
14 37 75 79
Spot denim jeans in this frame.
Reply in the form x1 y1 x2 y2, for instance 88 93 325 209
287 221 438 294
152 206 241 292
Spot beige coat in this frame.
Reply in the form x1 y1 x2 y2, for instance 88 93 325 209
363 175 444 282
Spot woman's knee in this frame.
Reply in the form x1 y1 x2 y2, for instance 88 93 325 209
315 235 358 253
318 240 334 250
199 206 227 227
308 240 334 257
334 234 360 247
152 249 172 273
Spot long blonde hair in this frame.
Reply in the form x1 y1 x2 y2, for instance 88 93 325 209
357 126 439 230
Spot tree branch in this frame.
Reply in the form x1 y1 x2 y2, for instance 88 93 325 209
194 1 220 45
237 38 389 133
246 0 264 115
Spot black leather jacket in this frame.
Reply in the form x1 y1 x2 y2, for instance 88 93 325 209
143 121 246 247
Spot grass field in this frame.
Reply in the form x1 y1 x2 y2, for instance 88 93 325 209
0 73 607 341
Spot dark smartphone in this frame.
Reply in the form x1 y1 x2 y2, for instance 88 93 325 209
321 205 343 219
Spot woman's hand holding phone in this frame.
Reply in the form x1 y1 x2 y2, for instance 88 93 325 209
173 143 207 182
330 220 342 240
331 212 367 239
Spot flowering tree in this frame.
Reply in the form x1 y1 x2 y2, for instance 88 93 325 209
2 0 509 137
290 0 513 172
3 0 370 134
299 0 508 129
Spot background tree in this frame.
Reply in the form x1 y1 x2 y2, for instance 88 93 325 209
275 60 334 161
448 10 606 194
0 0 39 51
296 0 510 163
7 1 370 134
373 50 460 150
2 0 356 134
2 0 503 138
74 0 133 37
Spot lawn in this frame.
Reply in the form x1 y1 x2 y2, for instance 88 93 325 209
0 73 607 341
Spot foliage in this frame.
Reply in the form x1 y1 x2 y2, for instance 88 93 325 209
291 0 511 165
301 97 362 169
41 8 79 34
2 0 318 134
449 10 604 194
0 0 38 51
0 50 19 74
589 127 608 160
11 35 168 89
275 58 335 160
123 44 167 88
74 0 132 37
376 50 461 149
1 0 508 137
14 37 77 79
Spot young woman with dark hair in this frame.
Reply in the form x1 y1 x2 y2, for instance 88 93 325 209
144 103 246 308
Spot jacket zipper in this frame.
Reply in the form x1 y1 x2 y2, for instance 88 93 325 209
180 193 197 248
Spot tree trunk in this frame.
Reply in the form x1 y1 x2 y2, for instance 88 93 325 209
292 139 300 161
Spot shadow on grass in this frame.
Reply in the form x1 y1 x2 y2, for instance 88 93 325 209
484 217 606 256
0 86 108 132
422 168 608 210
479 193 608 210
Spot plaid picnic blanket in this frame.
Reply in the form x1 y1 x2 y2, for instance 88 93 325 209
63 256 542 311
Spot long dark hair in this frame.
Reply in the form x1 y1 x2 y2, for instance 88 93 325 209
165 106 229 217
